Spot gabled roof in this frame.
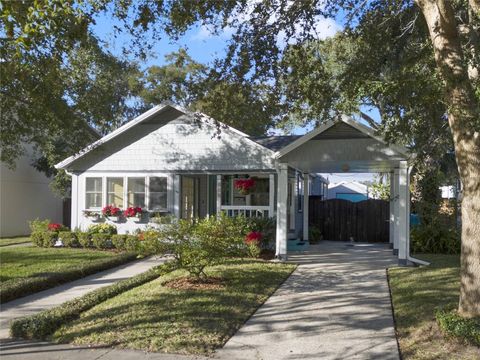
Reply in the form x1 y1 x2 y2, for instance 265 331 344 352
275 115 409 158
55 102 274 170
250 135 302 152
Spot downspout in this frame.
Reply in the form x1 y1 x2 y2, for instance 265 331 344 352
405 165 430 266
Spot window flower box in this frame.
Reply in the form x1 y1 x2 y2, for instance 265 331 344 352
124 207 145 223
102 205 122 222
83 210 102 222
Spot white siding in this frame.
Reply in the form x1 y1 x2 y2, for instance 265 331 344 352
69 114 274 172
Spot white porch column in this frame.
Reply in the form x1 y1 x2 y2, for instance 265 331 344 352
389 171 394 248
216 175 222 216
269 174 275 217
71 173 79 229
393 168 400 255
398 161 410 265
276 164 289 259
303 174 310 241
173 174 181 219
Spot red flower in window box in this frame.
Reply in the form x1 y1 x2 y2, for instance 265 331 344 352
245 231 262 244
48 223 63 232
234 178 256 195
124 207 143 218
102 205 121 217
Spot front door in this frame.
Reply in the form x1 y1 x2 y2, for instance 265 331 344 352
181 176 198 220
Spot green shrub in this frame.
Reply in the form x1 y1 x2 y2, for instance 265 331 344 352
411 222 460 254
138 229 162 254
111 234 127 250
9 261 174 339
29 219 50 233
87 223 117 235
42 232 58 248
309 226 322 243
30 232 44 247
91 233 113 249
76 232 92 248
58 231 79 247
1 253 137 303
247 217 276 249
125 235 139 252
436 309 480 346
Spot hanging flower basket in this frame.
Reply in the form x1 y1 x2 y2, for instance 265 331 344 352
124 207 145 223
234 178 256 195
102 205 122 222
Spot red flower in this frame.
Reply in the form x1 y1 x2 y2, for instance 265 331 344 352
234 178 256 194
124 207 143 217
102 205 121 216
245 231 262 244
48 223 62 231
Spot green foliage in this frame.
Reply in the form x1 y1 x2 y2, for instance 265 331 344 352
1 250 136 304
369 175 390 200
138 229 162 255
76 232 92 248
41 232 58 248
91 233 113 250
111 234 127 251
125 235 140 253
58 231 79 248
30 232 44 247
10 263 174 339
309 226 322 243
87 223 117 235
246 242 261 258
436 309 480 346
411 222 460 254
29 219 50 233
247 217 276 249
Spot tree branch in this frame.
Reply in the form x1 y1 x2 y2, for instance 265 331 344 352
359 111 380 130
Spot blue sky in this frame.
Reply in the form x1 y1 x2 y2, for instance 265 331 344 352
92 10 378 182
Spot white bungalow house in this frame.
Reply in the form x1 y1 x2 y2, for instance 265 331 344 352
56 103 418 265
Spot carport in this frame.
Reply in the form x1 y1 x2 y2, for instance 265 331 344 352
273 116 417 265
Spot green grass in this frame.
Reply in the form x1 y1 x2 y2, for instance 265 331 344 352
0 237 31 247
389 254 480 359
53 260 296 354
0 246 136 303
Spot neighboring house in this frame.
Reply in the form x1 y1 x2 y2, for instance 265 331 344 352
0 144 63 237
56 102 414 264
327 181 369 202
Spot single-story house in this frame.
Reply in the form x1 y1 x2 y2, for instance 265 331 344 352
327 181 369 202
56 102 419 265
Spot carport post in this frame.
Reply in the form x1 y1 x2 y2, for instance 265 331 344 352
276 164 289 260
303 174 310 241
389 171 394 248
398 161 409 265
393 168 400 255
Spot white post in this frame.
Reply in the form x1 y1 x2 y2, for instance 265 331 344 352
389 171 394 248
269 174 275 217
71 174 79 229
398 161 408 265
276 164 289 259
303 174 309 241
173 174 181 219
216 175 222 216
393 168 400 255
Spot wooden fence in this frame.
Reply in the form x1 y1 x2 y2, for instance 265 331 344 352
309 197 390 242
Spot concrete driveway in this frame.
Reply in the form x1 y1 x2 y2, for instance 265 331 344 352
215 241 400 360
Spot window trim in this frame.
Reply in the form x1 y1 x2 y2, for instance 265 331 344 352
106 177 125 209
127 177 146 208
148 176 168 211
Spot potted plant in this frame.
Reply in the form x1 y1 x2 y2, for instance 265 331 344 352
234 177 256 195
124 206 144 223
83 210 102 221
102 205 122 222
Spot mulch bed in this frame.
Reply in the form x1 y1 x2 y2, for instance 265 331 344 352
259 249 275 260
164 276 225 291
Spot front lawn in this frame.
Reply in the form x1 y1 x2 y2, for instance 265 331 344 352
389 254 480 359
0 246 136 303
53 260 295 354
0 236 31 247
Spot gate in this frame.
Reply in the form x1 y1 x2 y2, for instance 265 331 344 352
309 197 390 242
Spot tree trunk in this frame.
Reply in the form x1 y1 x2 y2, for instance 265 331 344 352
415 0 480 317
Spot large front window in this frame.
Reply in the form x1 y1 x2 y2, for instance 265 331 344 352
149 177 167 211
107 178 124 208
85 177 102 209
128 177 146 208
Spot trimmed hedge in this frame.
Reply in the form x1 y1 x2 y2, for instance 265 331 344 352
0 253 137 303
58 231 79 248
10 261 174 340
42 232 57 248
76 232 92 248
436 309 480 346
91 233 113 249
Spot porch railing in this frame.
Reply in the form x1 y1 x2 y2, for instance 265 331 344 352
219 206 270 218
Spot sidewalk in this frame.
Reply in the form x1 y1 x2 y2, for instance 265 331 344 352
0 256 165 339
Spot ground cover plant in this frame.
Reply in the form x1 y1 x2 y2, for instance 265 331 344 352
0 246 135 303
52 260 295 354
389 254 480 359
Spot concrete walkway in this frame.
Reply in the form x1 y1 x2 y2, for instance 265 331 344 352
214 241 399 360
0 256 165 339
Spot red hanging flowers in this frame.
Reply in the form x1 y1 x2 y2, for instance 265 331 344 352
124 207 143 218
102 205 121 217
245 231 262 244
234 178 256 195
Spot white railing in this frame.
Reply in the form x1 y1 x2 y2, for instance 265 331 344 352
219 206 270 218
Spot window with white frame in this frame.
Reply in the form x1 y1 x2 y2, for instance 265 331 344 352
107 177 124 208
149 177 167 211
85 177 102 209
128 177 146 208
